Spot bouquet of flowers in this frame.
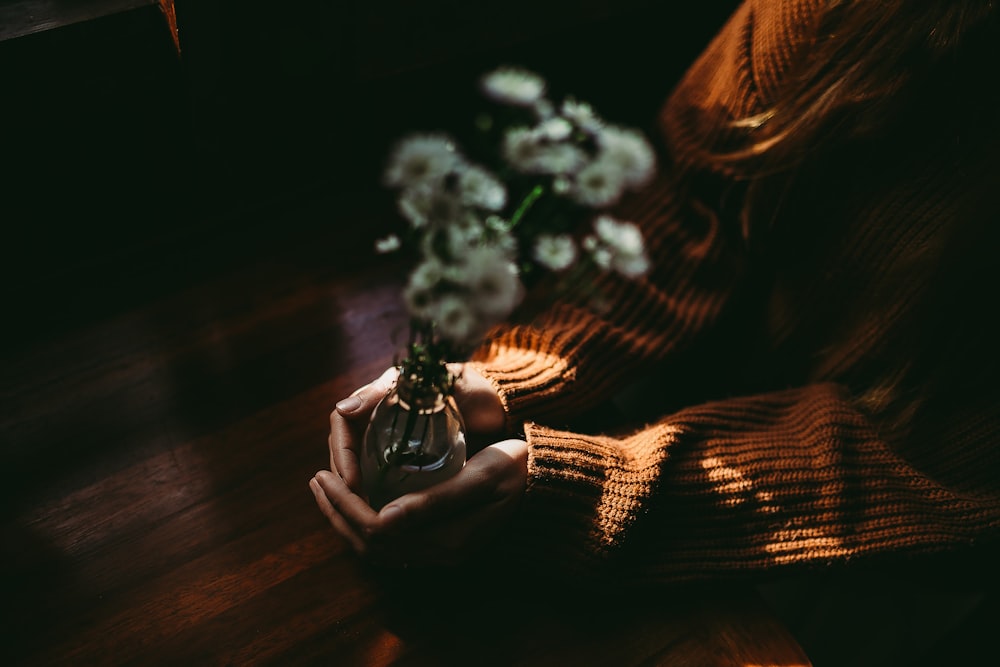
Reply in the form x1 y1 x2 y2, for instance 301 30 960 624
361 66 657 508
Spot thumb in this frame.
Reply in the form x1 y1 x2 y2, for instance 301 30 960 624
377 485 474 534
336 367 399 419
377 445 517 531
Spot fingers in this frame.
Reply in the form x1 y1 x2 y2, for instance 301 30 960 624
315 469 379 530
311 470 421 567
312 470 380 551
329 367 400 492
335 367 399 420
378 440 528 533
312 439 528 568
329 414 364 492
310 476 367 554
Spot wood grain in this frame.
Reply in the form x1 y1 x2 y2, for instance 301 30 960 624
0 0 173 43
1 199 811 665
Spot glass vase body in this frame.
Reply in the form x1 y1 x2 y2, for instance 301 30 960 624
360 377 467 511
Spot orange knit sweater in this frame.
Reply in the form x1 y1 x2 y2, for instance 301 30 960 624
471 0 1000 583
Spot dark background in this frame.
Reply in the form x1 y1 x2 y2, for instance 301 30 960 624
1 0 738 346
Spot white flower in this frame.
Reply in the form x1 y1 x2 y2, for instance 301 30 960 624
457 165 507 211
485 214 511 233
422 214 486 261
533 234 577 271
537 117 573 141
480 67 546 106
374 234 401 254
450 211 487 243
588 216 650 278
490 227 519 259
612 251 650 278
585 240 614 271
595 216 644 255
409 258 446 291
383 133 461 189
430 294 479 343
459 247 523 319
502 127 587 175
570 159 627 207
482 217 519 258
597 126 656 188
501 126 543 170
561 97 603 133
583 234 611 269
534 143 588 175
403 259 446 318
398 183 463 228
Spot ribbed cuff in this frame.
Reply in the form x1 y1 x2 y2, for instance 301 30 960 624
468 340 577 431
501 423 618 577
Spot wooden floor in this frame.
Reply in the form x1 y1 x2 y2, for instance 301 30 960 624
1 16 812 654
6 3 1000 664
2 187 822 665
0 193 382 661
0 3 817 664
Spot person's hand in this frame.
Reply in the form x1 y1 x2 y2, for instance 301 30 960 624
314 364 521 566
325 366 400 495
326 365 508 495
310 438 528 567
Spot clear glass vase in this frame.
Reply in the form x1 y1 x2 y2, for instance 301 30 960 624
360 374 467 511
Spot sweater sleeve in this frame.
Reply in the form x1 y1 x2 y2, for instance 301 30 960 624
468 170 748 429
471 0 1000 581
511 383 1000 584
468 0 811 426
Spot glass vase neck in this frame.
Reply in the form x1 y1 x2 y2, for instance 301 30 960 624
396 373 446 411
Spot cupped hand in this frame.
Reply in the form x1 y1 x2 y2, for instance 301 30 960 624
311 438 528 567
317 364 520 566
327 364 507 494
326 366 400 494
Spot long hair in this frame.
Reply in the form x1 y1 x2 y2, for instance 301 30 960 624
729 0 997 177
722 1 1000 427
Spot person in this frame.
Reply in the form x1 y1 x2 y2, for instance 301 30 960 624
311 0 999 661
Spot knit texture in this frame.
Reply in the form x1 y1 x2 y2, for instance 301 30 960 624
470 0 1000 583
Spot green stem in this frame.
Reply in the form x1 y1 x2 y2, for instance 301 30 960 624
508 184 545 230
377 397 421 487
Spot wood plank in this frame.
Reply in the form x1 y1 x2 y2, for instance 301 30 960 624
0 0 164 42
2 200 810 666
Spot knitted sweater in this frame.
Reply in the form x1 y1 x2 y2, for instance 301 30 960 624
470 0 1000 583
